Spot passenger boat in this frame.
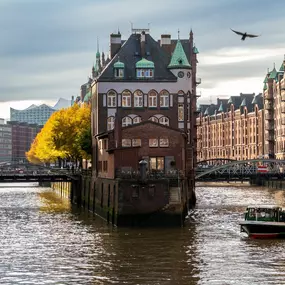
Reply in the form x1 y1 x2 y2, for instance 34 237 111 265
240 205 285 239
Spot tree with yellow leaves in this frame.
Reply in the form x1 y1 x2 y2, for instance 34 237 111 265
26 104 91 166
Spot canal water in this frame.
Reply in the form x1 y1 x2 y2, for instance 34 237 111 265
1 182 285 284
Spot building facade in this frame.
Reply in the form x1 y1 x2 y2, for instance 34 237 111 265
10 98 71 125
197 93 264 161
0 119 12 162
89 28 200 226
263 60 285 159
7 121 42 163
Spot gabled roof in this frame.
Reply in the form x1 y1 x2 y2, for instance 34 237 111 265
269 67 277 79
279 62 284 72
97 33 177 82
168 40 191 69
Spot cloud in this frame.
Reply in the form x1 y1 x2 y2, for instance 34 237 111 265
0 0 285 112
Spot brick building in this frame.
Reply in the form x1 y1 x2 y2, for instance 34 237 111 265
7 121 42 163
196 58 285 162
0 119 12 162
197 93 264 161
89 28 200 226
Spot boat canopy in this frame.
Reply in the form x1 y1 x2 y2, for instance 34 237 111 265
247 205 282 210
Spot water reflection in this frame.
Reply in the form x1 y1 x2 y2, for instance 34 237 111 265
1 183 285 284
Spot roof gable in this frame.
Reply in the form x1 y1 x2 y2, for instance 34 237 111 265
97 34 177 82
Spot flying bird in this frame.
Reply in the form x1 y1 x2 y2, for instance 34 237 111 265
231 29 260 41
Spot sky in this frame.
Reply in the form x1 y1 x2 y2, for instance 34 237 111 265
1 0 285 119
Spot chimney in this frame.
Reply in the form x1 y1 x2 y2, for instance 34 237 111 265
110 32 122 59
140 31 146 57
160 34 171 55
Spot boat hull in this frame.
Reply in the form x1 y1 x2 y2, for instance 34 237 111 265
240 221 285 239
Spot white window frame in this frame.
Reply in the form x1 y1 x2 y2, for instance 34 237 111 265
149 138 158 147
122 139 132 147
149 116 158 123
159 138 169 147
148 91 157 107
122 90 132 107
159 116 170 126
114 68 124 78
107 91 116 107
160 91 169 107
107 116 115 130
133 116 142 124
134 90 143 107
122 116 132 127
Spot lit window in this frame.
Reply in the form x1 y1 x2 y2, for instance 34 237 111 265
178 104 184 121
107 116 115 131
149 138 158 147
107 91 116 107
159 116 169 126
137 69 154 78
122 139 132 147
133 116 142 124
132 139 141 146
122 90 131 107
159 138 169 147
122 116 132 127
134 90 143 107
160 90 169 107
149 116 158 123
148 91 157 107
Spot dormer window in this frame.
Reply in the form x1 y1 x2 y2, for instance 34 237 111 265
114 59 125 79
136 58 154 79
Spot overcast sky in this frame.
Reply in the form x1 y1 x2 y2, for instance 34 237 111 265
1 0 285 119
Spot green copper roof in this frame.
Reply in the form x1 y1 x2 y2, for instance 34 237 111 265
168 40 191 69
114 60 125 68
269 67 277 79
240 98 246 107
96 51 100 58
263 82 267 90
218 103 224 112
252 96 258 104
193 46 199 54
84 91 91 102
279 62 284 72
136 58 154 69
263 75 268 83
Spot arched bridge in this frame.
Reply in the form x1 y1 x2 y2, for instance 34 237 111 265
0 162 84 183
195 159 285 181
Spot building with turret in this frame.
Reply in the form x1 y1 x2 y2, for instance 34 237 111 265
89 28 200 226
196 56 285 162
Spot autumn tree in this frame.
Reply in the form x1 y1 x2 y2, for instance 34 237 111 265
26 103 92 165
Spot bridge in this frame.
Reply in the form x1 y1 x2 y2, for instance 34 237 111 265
0 161 81 183
195 159 285 181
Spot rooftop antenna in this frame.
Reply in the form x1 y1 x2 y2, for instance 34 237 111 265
148 22 151 31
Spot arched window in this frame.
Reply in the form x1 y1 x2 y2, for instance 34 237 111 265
134 90 143 107
122 116 132 127
107 116 115 131
133 116 142 124
160 90 169 107
107 90 117 107
148 90 157 107
149 116 158 123
178 90 184 96
159 116 170 126
122 90 131 107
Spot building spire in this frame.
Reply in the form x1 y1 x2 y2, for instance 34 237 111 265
178 29 180 40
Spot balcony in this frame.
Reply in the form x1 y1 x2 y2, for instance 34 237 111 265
265 133 274 141
265 123 274 131
264 102 273 110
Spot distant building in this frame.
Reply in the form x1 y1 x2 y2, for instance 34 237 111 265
263 60 285 159
10 98 71 125
0 119 12 162
196 93 264 161
7 121 42 163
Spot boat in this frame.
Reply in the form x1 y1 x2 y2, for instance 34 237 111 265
240 205 285 239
